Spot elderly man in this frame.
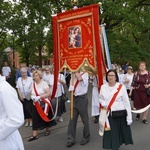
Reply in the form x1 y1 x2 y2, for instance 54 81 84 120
66 70 90 147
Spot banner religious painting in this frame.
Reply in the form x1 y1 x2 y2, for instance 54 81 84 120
52 4 106 89
68 26 82 49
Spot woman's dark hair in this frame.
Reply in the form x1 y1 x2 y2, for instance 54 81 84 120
106 69 119 82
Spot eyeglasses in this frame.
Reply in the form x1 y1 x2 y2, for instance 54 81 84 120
108 75 115 77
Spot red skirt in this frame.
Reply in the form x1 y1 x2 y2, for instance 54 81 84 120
134 89 150 109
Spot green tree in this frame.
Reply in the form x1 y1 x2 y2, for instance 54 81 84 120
0 1 13 50
1 0 150 70
101 0 150 69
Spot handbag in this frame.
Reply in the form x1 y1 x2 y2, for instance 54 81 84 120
21 79 31 101
99 108 107 136
111 110 127 118
40 100 45 109
25 93 31 100
61 93 68 102
147 87 150 96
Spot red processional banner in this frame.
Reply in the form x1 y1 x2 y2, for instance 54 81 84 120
52 4 106 93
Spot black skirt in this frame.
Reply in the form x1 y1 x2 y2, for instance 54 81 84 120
103 115 133 150
127 89 134 101
32 104 57 130
21 99 32 119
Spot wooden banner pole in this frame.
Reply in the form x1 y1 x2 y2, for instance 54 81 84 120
70 73 74 120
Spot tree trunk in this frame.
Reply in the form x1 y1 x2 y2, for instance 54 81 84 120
38 45 42 67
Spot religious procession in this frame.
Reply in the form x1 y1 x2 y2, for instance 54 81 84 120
0 1 150 150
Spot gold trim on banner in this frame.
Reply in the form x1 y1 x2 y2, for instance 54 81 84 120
57 12 92 23
60 58 97 75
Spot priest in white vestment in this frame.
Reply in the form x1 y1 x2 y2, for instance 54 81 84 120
0 75 24 150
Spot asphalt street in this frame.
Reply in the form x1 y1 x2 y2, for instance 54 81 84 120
20 84 150 150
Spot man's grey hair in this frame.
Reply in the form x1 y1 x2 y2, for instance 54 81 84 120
20 67 27 73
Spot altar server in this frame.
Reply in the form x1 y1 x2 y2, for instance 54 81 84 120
0 75 24 150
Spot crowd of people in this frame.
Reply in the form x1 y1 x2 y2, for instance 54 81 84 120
0 61 150 150
0 62 68 149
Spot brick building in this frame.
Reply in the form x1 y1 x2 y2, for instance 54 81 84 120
2 47 54 69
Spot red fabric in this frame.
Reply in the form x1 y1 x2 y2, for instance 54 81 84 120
92 5 104 90
103 84 122 129
107 84 122 111
51 16 59 100
52 4 106 85
34 102 50 122
33 83 50 122
73 73 84 93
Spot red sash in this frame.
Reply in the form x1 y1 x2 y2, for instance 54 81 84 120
73 72 84 93
107 84 122 111
33 83 50 122
104 84 122 129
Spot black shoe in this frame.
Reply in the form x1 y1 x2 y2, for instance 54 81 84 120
94 118 98 123
136 114 140 120
28 135 38 142
80 139 89 145
94 115 99 123
44 131 50 136
66 142 75 147
143 119 148 124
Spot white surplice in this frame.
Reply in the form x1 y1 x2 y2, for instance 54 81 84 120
0 76 24 150
91 76 99 116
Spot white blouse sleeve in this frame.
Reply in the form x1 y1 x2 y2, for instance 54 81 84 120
121 85 132 122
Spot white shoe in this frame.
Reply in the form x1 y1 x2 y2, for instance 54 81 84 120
66 100 70 103
29 122 32 127
59 116 63 122
25 122 28 127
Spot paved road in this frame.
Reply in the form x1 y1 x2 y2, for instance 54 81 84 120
20 84 150 150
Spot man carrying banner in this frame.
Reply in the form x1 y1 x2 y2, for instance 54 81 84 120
52 3 106 148
66 70 90 147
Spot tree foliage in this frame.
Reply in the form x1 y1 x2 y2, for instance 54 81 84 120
0 0 150 69
101 0 150 69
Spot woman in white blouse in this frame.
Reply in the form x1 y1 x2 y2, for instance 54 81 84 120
16 67 33 127
123 66 134 109
28 70 56 141
99 69 133 150
123 66 134 93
